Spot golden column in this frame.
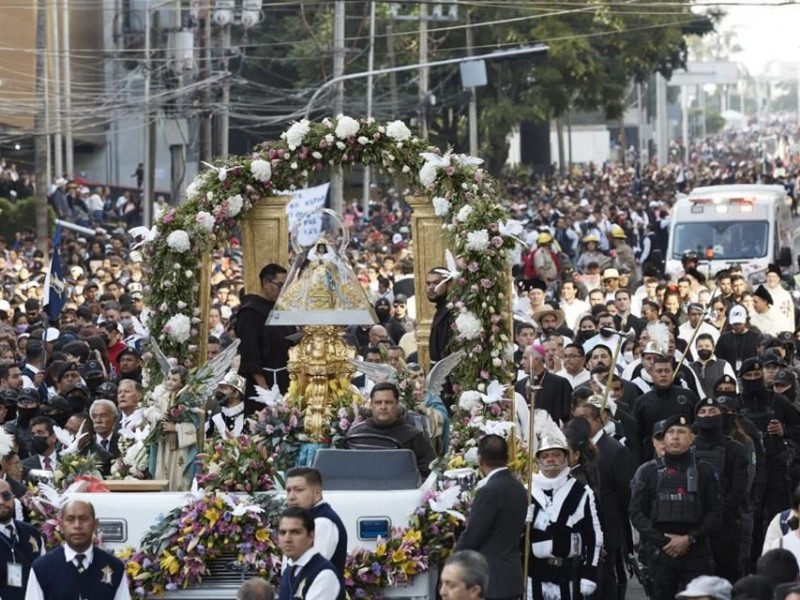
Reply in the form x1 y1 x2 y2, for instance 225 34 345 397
241 195 292 294
406 195 446 369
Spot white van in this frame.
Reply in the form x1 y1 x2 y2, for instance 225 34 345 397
666 184 796 283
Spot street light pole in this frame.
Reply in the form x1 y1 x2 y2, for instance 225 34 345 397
304 44 549 120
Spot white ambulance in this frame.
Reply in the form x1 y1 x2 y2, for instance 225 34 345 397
666 184 796 283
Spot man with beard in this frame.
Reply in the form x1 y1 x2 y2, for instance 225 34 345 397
208 372 248 438
633 356 698 463
714 305 759 373
116 347 142 383
737 357 800 558
0 478 43 600
516 343 573 425
629 415 723 600
526 435 603 599
426 267 454 367
236 264 296 396
693 397 751 583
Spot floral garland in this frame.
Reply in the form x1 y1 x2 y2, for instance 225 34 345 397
196 434 277 493
115 486 467 599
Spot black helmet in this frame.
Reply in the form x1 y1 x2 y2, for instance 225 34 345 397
95 382 118 400
681 250 699 265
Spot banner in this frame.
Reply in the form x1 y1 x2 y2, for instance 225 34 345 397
43 224 67 321
285 182 330 247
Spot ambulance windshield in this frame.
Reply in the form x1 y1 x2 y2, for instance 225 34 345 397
671 221 769 260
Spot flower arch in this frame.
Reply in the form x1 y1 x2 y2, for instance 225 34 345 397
141 115 521 443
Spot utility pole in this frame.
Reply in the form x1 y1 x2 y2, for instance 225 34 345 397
465 10 477 155
143 4 155 227
43 3 51 186
386 18 397 118
35 0 50 252
362 1 376 219
49 0 63 179
655 73 668 166
331 0 346 214
61 0 74 177
199 0 213 163
219 22 231 159
418 1 429 139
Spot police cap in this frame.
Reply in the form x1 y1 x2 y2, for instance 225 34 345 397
739 358 762 376
661 414 691 432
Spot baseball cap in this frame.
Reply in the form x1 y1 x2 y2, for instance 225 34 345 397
84 360 104 377
773 369 797 388
728 305 747 325
676 575 731 600
56 361 81 381
394 294 408 304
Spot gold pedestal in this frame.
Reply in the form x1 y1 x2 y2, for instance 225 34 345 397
241 195 292 294
286 325 358 442
407 195 446 369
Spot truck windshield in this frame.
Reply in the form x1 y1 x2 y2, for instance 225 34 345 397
672 221 770 259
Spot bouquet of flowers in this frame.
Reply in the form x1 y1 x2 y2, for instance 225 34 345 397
55 453 103 488
196 434 276 493
251 403 304 472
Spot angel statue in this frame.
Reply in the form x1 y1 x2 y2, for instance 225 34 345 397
349 351 463 457
145 338 241 491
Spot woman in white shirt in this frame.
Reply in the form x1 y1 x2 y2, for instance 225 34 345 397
768 485 800 561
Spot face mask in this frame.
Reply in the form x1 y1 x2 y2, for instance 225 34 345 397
14 325 27 334
17 407 39 422
623 351 634 363
781 387 797 401
51 413 71 428
31 436 49 454
215 391 229 406
741 378 764 394
697 349 713 361
67 397 87 414
722 413 736 434
120 318 133 330
696 415 722 431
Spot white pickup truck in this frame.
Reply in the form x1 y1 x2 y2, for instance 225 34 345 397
72 449 440 599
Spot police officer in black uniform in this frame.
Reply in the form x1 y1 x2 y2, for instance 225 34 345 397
693 396 751 583
737 357 800 560
629 414 722 600
633 356 699 463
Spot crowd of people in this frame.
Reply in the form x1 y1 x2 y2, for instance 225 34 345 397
0 120 799 599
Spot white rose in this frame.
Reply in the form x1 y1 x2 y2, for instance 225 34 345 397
324 134 335 144
166 230 191 253
357 136 369 145
458 391 483 411
455 311 483 340
456 205 473 222
432 197 451 217
186 179 201 199
227 194 244 217
163 314 192 343
385 120 411 142
464 447 479 465
195 211 215 232
206 191 214 201
335 115 360 139
465 229 490 252
419 162 438 187
312 151 323 160
250 158 272 182
284 119 310 150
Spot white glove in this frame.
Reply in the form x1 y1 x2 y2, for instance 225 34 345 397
580 579 596 597
525 505 535 523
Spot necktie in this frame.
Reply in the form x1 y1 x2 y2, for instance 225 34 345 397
6 525 15 545
75 553 86 573
43 456 52 470
101 439 109 450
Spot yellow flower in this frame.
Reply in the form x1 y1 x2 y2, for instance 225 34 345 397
126 561 142 578
402 529 422 545
205 508 220 524
255 529 270 543
159 551 180 575
375 543 386 558
392 549 407 563
448 455 465 469
401 561 418 576
116 547 133 560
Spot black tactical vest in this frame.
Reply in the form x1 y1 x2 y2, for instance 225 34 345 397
653 458 700 524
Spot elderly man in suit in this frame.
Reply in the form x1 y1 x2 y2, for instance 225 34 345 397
455 435 527 600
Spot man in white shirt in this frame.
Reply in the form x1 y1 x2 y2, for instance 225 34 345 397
116 380 144 431
765 265 795 334
560 279 590 331
555 343 591 388
277 507 341 600
90 400 119 458
677 303 719 360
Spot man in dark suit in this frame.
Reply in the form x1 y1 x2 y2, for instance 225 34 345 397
89 400 120 459
64 414 113 477
573 397 637 600
21 417 58 479
613 289 646 338
515 343 573 425
426 268 454 366
456 435 527 600
0 479 43 600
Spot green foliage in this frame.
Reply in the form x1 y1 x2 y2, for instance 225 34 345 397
0 198 54 241
705 110 726 135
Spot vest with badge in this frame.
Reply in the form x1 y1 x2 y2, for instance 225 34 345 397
652 456 701 525
31 546 125 600
0 521 42 600
278 553 341 600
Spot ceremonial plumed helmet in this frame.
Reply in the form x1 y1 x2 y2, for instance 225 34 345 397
219 372 246 396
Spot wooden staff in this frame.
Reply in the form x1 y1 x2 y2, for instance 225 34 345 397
522 352 541 600
600 331 628 415
672 291 720 382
